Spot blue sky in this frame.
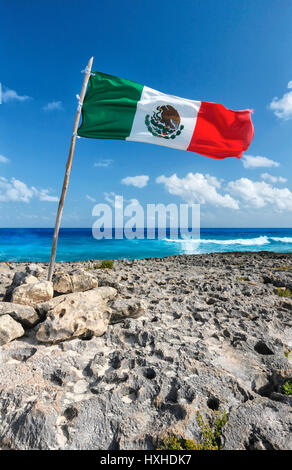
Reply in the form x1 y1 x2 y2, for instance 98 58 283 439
0 0 292 228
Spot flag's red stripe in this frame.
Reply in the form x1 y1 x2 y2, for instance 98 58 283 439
187 101 254 159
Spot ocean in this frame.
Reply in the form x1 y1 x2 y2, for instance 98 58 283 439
0 228 291 263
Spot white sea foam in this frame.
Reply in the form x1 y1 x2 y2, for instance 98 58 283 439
163 236 270 246
200 236 270 245
270 237 292 243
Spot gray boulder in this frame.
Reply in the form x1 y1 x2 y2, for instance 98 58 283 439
36 286 117 343
53 269 98 294
11 281 53 307
0 315 24 345
109 298 146 323
4 272 38 301
0 302 39 328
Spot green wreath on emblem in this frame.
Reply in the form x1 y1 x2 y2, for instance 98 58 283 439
145 105 184 140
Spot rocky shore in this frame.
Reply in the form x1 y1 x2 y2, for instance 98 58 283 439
0 252 292 450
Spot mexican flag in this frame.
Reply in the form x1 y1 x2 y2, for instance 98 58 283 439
78 71 254 159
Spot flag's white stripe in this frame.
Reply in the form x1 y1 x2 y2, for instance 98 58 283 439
126 86 201 150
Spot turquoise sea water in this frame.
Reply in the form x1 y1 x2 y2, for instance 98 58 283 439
0 228 291 262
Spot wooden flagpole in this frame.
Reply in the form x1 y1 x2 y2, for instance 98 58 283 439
47 56 94 281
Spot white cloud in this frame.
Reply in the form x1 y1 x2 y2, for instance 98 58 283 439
86 194 96 203
0 177 58 203
38 189 59 202
104 192 140 208
0 154 9 164
0 177 35 203
42 101 63 111
121 175 149 188
260 173 287 184
242 154 280 169
227 178 292 210
269 81 292 120
2 87 31 103
155 171 292 213
156 173 239 209
94 159 113 168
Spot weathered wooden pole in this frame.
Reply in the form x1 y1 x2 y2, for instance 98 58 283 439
47 56 94 281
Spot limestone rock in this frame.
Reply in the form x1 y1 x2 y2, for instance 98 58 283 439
11 281 53 306
0 314 24 345
12 272 38 287
25 263 44 278
280 299 292 311
23 275 39 284
0 302 39 328
4 272 39 301
0 265 13 301
9 347 37 362
0 252 292 450
36 286 117 343
53 269 98 294
222 398 292 450
109 298 146 323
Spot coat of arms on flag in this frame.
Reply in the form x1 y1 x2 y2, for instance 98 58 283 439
145 105 184 140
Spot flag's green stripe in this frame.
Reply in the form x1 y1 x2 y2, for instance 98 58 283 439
77 71 143 140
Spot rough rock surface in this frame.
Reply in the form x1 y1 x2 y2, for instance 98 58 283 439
36 287 117 343
109 298 146 323
53 269 98 294
222 398 292 450
4 272 39 301
0 252 292 450
25 263 44 278
0 302 39 328
0 263 13 301
11 280 53 306
0 314 24 345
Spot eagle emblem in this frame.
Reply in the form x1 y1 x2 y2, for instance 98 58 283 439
145 105 184 139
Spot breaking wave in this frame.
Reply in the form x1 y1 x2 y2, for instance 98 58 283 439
163 236 270 246
200 236 270 245
270 237 292 243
